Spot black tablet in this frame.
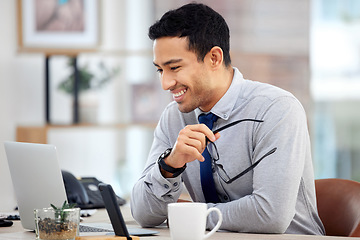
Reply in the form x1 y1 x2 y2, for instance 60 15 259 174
98 183 159 238
98 183 131 239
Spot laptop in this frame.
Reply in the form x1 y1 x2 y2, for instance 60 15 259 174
4 141 67 230
4 141 158 236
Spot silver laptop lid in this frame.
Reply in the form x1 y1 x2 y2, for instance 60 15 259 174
4 141 67 230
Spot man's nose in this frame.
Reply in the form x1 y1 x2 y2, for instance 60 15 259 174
161 71 176 91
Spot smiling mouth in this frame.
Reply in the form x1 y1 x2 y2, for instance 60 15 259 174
173 89 187 98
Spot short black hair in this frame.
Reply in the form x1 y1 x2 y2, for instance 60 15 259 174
148 3 231 66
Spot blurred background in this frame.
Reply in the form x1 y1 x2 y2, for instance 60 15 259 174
0 0 359 211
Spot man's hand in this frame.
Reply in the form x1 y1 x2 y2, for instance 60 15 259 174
160 124 220 177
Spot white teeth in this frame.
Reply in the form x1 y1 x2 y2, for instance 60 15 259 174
173 89 187 97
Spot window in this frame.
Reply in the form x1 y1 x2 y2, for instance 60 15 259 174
311 0 360 181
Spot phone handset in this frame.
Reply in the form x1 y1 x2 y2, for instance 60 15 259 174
62 170 90 205
61 170 126 209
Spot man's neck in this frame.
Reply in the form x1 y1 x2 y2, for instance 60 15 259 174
199 66 234 112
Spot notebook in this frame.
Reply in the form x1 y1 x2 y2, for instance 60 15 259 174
4 141 158 236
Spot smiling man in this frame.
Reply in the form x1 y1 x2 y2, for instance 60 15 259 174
152 37 231 115
131 3 325 235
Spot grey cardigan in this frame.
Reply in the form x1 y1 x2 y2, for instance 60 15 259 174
131 68 325 235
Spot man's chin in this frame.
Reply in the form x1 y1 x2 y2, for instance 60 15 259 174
177 103 196 113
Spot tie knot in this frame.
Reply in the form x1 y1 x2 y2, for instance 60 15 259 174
198 113 218 130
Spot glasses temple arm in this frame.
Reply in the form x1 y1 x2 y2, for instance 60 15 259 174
205 119 264 144
213 119 264 134
226 147 277 184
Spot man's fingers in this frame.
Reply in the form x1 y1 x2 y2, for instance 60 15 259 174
197 124 216 142
173 142 205 162
183 124 216 143
171 124 219 165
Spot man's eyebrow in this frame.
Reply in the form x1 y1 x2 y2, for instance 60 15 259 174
153 59 182 67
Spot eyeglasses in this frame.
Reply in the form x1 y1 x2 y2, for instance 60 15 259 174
206 119 277 184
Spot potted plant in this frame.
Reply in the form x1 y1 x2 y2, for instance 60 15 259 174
57 59 120 123
58 59 119 95
35 201 80 240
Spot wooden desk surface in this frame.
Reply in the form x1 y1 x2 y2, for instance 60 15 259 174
0 205 354 240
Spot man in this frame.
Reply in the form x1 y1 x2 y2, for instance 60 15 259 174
131 3 325 235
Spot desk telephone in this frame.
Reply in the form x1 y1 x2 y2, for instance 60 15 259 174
61 170 126 209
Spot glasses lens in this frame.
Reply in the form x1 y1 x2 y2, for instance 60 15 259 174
207 142 219 161
215 163 230 182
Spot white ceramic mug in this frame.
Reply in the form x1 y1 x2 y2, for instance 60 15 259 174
168 202 223 240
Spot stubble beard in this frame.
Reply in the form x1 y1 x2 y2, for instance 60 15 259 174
177 95 201 113
177 87 213 113
176 69 213 113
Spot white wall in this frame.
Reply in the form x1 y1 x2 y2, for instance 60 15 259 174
0 1 44 211
0 1 16 211
0 0 155 211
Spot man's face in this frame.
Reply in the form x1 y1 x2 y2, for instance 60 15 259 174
153 37 215 113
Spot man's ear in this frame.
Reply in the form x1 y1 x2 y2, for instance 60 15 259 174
208 46 224 70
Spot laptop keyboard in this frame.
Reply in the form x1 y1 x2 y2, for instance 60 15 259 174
79 224 113 233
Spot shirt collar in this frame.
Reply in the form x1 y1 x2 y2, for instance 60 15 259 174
195 67 244 120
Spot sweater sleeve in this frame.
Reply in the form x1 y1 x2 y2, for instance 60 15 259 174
130 108 184 227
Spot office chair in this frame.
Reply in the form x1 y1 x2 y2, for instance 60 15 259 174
315 178 360 237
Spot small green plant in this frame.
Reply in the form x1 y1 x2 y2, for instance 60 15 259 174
58 59 120 95
50 201 77 223
36 201 79 239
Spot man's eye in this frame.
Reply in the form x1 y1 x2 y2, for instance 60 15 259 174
171 66 180 71
156 68 163 73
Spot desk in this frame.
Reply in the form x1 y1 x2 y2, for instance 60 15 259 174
0 206 353 240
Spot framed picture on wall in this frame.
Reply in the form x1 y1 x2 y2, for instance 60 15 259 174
17 0 99 54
